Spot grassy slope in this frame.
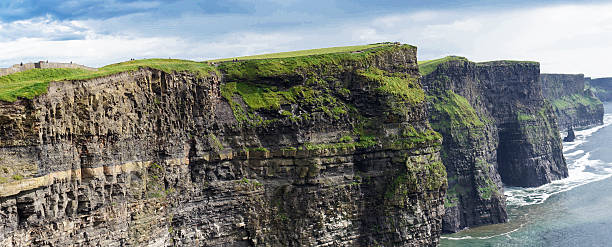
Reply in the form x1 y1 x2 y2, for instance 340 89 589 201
207 44 389 62
552 93 602 110
0 68 91 102
0 43 396 102
0 59 217 102
418 56 468 76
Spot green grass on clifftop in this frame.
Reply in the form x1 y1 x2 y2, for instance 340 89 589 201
476 60 539 66
0 43 408 102
0 59 216 102
418 56 468 76
218 43 411 83
552 93 602 110
208 44 389 62
0 68 91 102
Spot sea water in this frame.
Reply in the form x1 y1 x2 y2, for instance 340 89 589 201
441 102 612 247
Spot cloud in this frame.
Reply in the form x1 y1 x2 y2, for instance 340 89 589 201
1 2 612 78
0 15 94 41
348 3 612 77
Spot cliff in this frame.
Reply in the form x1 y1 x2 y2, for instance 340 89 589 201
420 57 567 232
0 44 447 246
541 74 603 129
586 77 612 102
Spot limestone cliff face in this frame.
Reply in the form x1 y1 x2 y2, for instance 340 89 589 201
0 45 447 246
421 58 567 232
587 77 612 102
541 74 603 129
421 59 506 233
477 61 567 187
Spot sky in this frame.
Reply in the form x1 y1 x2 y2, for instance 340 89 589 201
1 0 611 77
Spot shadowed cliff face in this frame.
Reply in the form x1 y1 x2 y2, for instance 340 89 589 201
477 61 567 187
421 59 568 233
0 45 448 246
422 59 506 233
541 74 603 130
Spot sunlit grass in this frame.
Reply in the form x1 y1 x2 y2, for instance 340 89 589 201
207 44 389 62
0 43 398 102
0 59 216 102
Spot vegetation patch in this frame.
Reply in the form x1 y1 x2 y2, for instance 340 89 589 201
517 111 537 122
0 68 90 102
425 161 447 190
220 81 352 127
428 90 484 131
418 56 468 76
249 147 269 152
445 184 460 208
146 162 166 199
478 178 498 200
0 59 216 102
303 135 377 151
388 126 442 149
551 93 602 111
358 67 424 105
208 134 224 151
208 43 390 62
218 43 413 83
385 174 409 200
476 60 539 66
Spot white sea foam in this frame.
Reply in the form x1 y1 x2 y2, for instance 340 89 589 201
564 149 584 157
444 110 612 241
562 114 612 152
441 224 524 240
505 113 612 207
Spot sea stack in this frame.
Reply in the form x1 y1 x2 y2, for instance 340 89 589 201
564 127 576 142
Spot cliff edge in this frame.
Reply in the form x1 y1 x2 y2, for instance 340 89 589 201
0 44 447 246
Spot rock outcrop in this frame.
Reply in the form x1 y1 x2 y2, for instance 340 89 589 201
541 74 603 129
420 57 567 232
563 127 575 142
586 77 612 102
0 44 447 246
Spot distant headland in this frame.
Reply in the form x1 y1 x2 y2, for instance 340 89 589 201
0 61 95 77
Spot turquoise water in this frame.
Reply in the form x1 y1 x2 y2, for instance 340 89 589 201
441 102 612 247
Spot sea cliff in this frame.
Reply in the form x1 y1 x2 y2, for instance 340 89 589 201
420 57 567 232
541 74 603 129
0 44 447 246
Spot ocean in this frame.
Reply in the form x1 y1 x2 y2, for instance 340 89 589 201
441 102 612 247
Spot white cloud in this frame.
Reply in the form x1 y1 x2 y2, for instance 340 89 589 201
1 3 612 78
350 3 612 77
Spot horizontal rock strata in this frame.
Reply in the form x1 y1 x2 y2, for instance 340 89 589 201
541 74 603 129
0 44 447 246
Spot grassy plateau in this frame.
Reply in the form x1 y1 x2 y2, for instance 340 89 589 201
0 59 216 102
207 44 387 63
0 43 395 102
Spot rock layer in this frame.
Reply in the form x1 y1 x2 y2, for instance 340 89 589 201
478 61 567 187
541 74 603 129
0 45 447 246
421 58 567 232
